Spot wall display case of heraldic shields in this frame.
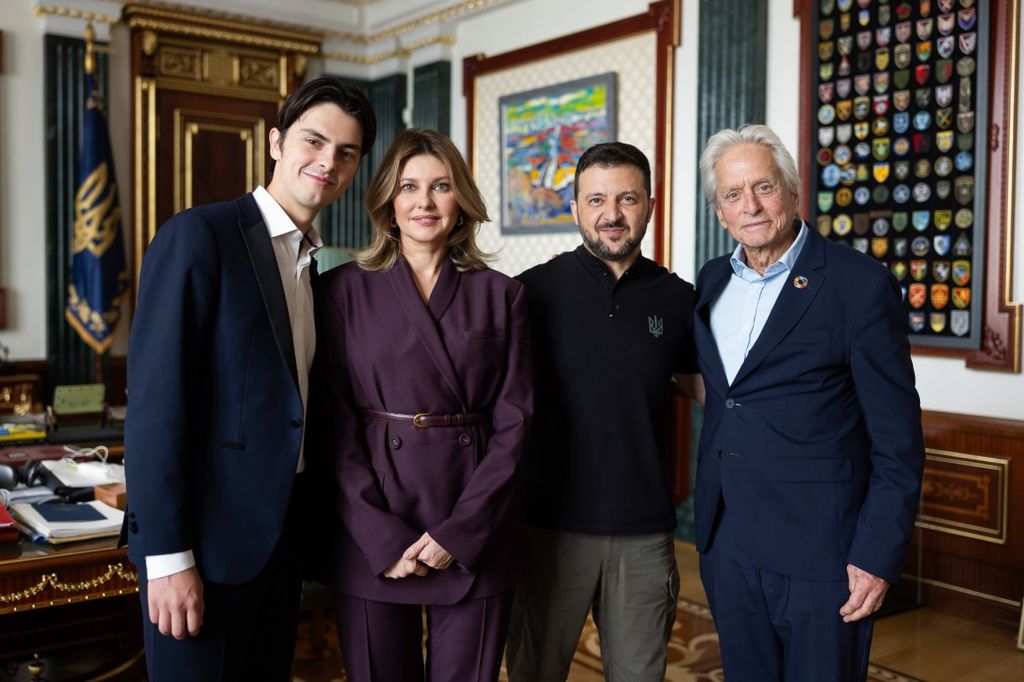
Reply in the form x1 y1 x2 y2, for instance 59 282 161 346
810 0 988 347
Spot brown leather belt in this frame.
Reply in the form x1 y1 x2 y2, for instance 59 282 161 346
361 408 488 429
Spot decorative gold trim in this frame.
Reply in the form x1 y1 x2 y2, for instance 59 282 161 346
0 563 138 611
1018 591 1024 650
127 16 319 54
661 40 674 268
133 76 146 304
915 448 1010 544
147 77 157 267
152 77 283 102
322 35 455 65
124 3 321 47
142 29 158 56
173 109 264 213
38 0 499 48
33 5 120 25
900 573 1022 608
1004 0 1022 373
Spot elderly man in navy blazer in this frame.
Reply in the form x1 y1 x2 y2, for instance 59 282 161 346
123 78 375 681
692 124 924 681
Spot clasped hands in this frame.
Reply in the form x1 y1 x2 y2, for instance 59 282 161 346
383 531 454 579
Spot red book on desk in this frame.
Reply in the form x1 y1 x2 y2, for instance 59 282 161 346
0 504 19 545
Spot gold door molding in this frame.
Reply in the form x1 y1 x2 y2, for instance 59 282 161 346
128 3 319 304
173 109 266 214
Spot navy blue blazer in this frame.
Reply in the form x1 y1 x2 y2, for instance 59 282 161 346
123 194 310 584
693 225 924 583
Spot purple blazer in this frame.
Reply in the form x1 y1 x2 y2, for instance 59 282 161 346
316 255 533 605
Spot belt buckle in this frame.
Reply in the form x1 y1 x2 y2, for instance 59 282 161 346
412 412 431 429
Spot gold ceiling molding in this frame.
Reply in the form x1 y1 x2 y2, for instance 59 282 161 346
323 34 455 65
325 0 501 44
122 2 323 43
37 0 499 51
33 5 122 25
123 5 320 54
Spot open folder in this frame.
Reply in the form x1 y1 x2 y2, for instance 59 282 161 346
10 500 123 543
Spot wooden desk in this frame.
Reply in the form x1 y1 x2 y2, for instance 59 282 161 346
0 537 143 679
0 443 143 678
0 537 137 615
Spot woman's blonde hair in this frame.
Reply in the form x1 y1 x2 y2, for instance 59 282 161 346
356 128 492 271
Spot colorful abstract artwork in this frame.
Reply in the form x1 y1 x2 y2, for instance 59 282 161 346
498 73 616 233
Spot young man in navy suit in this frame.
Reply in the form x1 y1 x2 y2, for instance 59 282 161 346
123 77 375 681
693 124 924 681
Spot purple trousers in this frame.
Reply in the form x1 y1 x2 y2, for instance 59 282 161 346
333 589 513 682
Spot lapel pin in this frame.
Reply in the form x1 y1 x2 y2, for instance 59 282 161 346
793 275 809 289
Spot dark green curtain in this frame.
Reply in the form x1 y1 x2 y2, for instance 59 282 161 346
678 0 768 542
45 34 110 389
413 61 451 135
318 74 407 250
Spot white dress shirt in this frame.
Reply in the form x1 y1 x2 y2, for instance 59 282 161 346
709 223 808 385
146 187 322 580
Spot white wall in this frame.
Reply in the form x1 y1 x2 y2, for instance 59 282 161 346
0 1 48 360
1 0 1022 419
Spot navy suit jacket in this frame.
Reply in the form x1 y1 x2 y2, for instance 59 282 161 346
123 193 311 585
693 225 924 583
315 256 533 605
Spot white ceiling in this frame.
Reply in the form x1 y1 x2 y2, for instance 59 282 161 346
114 0 491 38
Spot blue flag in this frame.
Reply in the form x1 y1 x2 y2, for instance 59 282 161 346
66 72 128 354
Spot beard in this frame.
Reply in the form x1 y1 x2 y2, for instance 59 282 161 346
580 223 643 261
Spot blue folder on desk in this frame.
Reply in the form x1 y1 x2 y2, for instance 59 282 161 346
32 502 105 523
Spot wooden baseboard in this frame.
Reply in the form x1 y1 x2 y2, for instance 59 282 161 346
907 410 1024 629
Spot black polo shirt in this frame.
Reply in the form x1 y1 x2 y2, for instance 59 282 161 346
517 245 698 535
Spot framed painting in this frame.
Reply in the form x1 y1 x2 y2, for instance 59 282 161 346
464 0 680 275
498 73 617 234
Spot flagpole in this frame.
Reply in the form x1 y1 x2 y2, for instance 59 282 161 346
68 20 127 382
84 22 95 77
84 23 106 387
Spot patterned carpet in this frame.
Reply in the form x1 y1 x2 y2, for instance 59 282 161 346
291 597 923 681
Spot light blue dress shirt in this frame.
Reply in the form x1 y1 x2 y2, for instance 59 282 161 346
710 223 809 385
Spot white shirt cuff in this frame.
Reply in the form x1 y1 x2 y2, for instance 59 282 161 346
145 550 196 579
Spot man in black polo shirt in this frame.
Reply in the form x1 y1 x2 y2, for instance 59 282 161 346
506 142 702 682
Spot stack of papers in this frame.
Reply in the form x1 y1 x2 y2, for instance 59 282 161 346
36 459 125 498
10 500 123 543
40 459 124 487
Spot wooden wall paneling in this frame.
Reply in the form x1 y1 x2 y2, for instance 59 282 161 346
890 411 1024 629
670 386 692 506
154 88 275 227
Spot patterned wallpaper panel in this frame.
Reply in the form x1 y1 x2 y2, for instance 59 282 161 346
472 33 658 277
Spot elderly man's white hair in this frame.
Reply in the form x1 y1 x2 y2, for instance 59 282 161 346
699 124 801 209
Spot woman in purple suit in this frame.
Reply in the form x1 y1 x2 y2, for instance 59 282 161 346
317 129 533 681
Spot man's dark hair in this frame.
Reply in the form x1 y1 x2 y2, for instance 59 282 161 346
275 76 377 154
573 141 652 198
